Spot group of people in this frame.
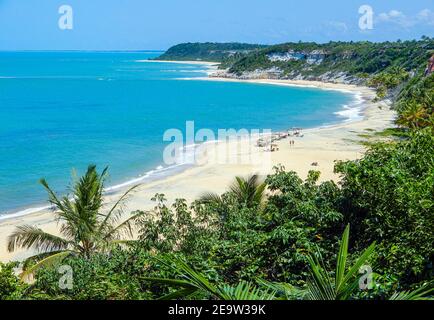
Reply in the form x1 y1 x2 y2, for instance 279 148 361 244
255 128 303 152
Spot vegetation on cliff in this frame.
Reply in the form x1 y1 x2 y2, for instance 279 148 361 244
154 42 267 62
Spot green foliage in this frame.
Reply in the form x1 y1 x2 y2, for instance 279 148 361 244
262 168 343 282
155 42 267 62
335 130 434 285
143 227 432 300
389 283 434 300
367 66 409 98
396 73 434 130
226 39 434 78
229 175 267 209
30 248 152 300
0 262 27 300
144 256 276 300
367 67 409 89
397 100 432 129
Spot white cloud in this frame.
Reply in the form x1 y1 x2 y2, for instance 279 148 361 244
377 10 413 27
376 8 434 28
378 10 404 21
417 9 434 26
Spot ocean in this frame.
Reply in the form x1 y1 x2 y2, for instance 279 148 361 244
0 51 357 216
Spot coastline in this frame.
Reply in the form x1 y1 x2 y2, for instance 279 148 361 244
0 76 365 222
0 73 396 263
137 59 220 66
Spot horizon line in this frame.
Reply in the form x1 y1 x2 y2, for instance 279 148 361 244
0 36 431 52
0 49 166 53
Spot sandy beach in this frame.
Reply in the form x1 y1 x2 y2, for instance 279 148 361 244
0 77 395 263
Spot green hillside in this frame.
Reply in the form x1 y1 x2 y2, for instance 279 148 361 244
154 42 268 62
225 39 434 80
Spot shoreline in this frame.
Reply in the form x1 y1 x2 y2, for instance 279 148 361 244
0 80 364 222
0 69 366 221
0 73 396 263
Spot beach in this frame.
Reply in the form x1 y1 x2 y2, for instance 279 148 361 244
0 77 395 263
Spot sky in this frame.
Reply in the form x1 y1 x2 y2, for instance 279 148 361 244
0 0 433 50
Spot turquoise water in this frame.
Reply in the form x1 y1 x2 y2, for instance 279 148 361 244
0 51 355 216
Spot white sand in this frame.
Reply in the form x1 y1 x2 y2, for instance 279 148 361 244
0 78 395 263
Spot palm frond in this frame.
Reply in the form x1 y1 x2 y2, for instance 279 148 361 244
107 239 138 248
142 276 201 300
305 225 376 300
98 184 141 233
169 258 221 298
230 174 266 208
306 254 336 300
20 251 72 281
199 192 224 205
389 282 434 300
335 224 349 290
145 257 275 300
144 256 223 299
253 182 267 205
103 210 149 241
219 281 276 300
7 225 70 253
339 241 376 298
40 178 69 214
257 278 307 300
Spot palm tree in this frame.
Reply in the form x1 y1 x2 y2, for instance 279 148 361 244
411 88 432 109
397 101 429 129
389 66 409 82
200 174 266 209
230 175 267 208
7 165 144 278
303 224 376 300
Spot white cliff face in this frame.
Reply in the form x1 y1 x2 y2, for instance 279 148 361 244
211 48 364 84
230 68 283 80
210 67 360 85
267 50 325 65
306 50 325 65
209 67 283 80
267 50 305 62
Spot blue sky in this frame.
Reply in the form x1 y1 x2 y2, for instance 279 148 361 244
0 0 433 50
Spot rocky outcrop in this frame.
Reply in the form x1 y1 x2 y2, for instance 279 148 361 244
211 68 283 80
210 68 361 85
425 54 434 76
220 49 365 84
266 50 326 65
